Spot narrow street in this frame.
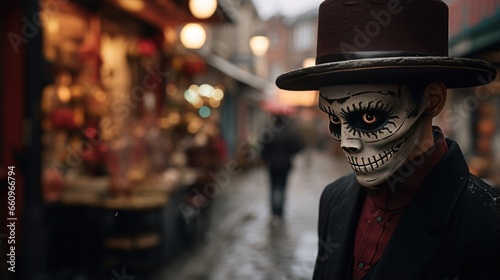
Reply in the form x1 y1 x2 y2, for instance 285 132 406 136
153 149 352 280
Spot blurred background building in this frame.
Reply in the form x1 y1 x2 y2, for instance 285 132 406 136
437 0 500 186
1 0 275 279
1 0 499 279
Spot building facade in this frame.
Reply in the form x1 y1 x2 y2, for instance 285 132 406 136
438 0 500 187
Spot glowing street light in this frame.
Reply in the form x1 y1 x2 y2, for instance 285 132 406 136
249 35 270 57
180 23 207 49
189 0 218 19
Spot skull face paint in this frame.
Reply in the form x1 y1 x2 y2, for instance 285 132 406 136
319 84 428 187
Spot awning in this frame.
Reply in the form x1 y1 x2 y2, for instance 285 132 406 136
448 0 500 57
73 0 235 31
197 50 274 93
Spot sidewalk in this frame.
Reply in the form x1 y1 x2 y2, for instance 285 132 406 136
153 148 352 280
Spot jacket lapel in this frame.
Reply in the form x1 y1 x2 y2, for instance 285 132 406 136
320 176 365 280
369 140 469 279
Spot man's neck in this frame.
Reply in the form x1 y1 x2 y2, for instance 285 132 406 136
409 120 435 161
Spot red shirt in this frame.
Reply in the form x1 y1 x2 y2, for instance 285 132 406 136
353 129 448 280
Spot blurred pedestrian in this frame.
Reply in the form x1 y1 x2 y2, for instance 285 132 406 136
276 0 500 279
260 114 302 217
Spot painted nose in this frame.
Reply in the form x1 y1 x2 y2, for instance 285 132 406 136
341 138 362 154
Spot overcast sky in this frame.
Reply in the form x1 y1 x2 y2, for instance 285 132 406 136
251 0 324 19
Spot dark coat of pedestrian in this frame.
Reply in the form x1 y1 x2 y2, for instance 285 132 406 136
260 115 302 217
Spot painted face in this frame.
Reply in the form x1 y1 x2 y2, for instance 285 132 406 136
319 84 427 187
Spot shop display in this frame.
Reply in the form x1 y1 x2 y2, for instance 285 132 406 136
37 0 231 276
39 4 194 208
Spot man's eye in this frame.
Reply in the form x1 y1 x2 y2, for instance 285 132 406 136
348 111 388 131
362 113 377 124
330 115 341 125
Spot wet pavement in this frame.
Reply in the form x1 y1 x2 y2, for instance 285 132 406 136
153 149 352 280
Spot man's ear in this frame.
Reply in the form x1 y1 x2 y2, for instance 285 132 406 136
424 82 447 117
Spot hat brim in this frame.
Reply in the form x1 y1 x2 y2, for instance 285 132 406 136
276 57 497 90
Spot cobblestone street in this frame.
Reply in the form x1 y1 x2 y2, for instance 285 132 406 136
153 149 351 280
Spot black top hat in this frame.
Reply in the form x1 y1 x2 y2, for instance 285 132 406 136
276 0 497 90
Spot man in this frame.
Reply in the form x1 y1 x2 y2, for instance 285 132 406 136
261 114 302 217
276 0 500 279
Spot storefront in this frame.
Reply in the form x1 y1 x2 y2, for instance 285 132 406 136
0 0 255 279
439 0 500 187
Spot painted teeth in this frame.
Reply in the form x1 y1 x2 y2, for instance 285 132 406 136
346 139 406 174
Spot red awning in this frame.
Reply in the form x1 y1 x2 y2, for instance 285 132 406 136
261 100 297 116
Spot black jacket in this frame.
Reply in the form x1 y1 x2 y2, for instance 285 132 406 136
313 139 500 280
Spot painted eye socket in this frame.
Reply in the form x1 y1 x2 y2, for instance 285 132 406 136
330 115 341 125
328 114 341 140
348 110 388 132
339 100 399 140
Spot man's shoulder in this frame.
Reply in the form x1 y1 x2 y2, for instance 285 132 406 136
459 174 500 222
323 173 357 193
451 174 500 278
432 139 499 227
447 173 500 245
